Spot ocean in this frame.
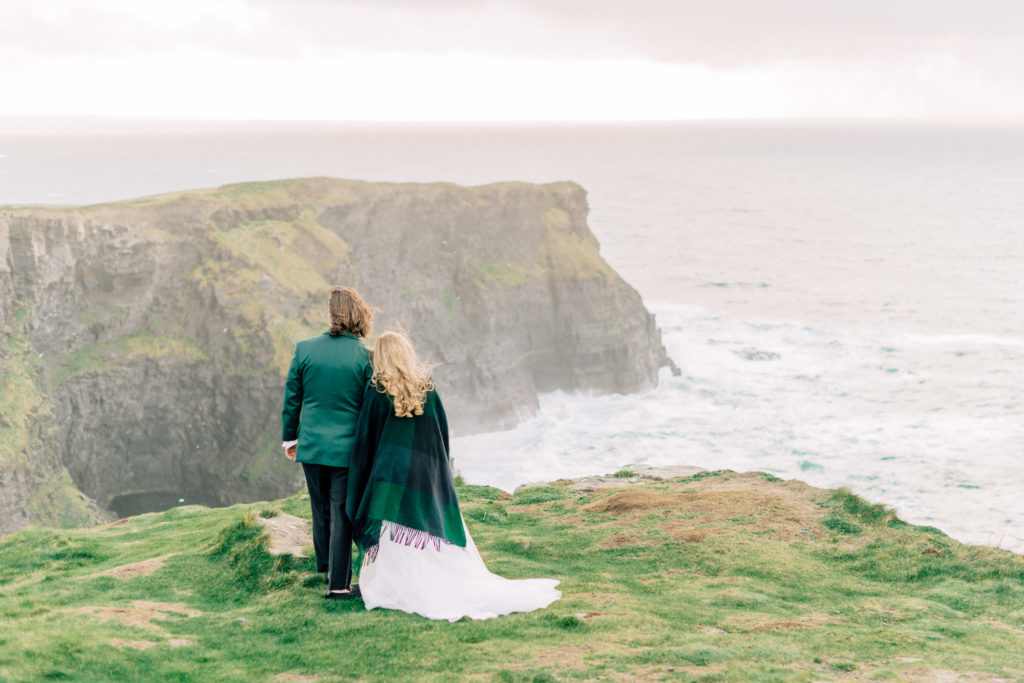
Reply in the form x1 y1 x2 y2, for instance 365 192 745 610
1 122 1022 550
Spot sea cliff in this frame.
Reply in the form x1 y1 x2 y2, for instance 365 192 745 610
0 178 670 532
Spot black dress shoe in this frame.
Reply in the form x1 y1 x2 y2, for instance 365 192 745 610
323 590 357 600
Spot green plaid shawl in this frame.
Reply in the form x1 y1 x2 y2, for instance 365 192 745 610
347 383 466 562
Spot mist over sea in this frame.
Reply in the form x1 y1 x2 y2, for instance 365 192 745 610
2 122 1022 550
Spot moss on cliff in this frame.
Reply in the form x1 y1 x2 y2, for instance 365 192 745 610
51 332 208 386
469 260 540 288
208 215 349 299
538 208 615 280
1 305 100 528
188 208 348 376
109 177 362 214
0 306 47 469
467 208 614 290
24 467 100 529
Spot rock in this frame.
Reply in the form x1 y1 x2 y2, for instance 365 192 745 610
733 347 781 361
562 465 706 492
255 513 311 557
567 476 636 493
0 178 672 534
625 464 707 480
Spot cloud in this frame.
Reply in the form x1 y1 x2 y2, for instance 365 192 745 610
244 0 1024 66
9 0 1024 64
2 0 1024 120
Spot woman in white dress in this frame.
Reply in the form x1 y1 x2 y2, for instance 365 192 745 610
345 331 560 622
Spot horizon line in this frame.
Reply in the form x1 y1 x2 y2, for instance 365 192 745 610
2 114 1024 133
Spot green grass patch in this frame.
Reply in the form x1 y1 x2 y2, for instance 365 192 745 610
824 487 896 525
821 512 863 535
468 260 541 288
1 476 1023 681
51 332 208 385
677 469 734 484
511 486 571 505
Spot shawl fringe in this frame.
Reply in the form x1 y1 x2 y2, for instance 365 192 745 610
362 519 455 565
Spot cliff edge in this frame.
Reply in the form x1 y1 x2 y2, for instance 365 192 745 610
0 470 1021 680
0 177 670 532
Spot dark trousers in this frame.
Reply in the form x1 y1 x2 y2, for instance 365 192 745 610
301 463 353 591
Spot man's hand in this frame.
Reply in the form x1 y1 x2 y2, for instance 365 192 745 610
285 444 297 462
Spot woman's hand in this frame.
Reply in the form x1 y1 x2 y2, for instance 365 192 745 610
285 445 297 461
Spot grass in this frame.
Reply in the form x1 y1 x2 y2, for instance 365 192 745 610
207 216 348 300
1 472 1024 681
468 206 617 290
609 469 637 478
187 208 343 376
51 332 208 386
536 208 614 280
469 261 541 288
0 306 100 529
1 305 47 468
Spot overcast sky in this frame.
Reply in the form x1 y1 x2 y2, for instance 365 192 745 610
3 0 1024 121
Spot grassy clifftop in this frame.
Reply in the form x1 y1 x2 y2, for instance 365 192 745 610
1 470 1022 682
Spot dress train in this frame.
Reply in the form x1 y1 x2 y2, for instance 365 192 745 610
358 519 561 622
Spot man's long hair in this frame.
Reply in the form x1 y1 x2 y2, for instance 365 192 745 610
328 286 373 338
370 331 435 417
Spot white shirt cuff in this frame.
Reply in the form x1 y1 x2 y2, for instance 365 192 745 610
282 440 298 449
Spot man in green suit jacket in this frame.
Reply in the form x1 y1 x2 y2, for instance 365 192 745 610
282 286 374 599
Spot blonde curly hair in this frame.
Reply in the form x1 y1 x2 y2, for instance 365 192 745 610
370 331 435 418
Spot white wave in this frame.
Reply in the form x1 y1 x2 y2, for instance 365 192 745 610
454 302 1024 553
897 333 1024 348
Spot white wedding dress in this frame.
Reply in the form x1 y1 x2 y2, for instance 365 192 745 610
358 520 561 622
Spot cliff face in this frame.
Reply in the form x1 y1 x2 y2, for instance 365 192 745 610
0 178 670 533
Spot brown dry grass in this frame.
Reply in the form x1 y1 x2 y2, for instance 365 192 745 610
79 601 201 636
109 639 157 650
99 518 130 528
837 669 1017 682
729 612 841 632
974 617 1020 632
602 665 680 681
571 591 626 607
503 645 597 673
95 553 176 579
662 526 727 544
585 490 679 515
599 533 652 548
579 472 829 550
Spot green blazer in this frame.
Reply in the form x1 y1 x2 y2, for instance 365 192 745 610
281 333 371 467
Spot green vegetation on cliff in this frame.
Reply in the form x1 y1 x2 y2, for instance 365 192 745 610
0 306 45 469
1 471 1022 681
1 305 100 527
467 208 615 289
52 332 208 386
189 210 351 375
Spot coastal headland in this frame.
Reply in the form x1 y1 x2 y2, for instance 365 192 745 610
0 178 670 533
